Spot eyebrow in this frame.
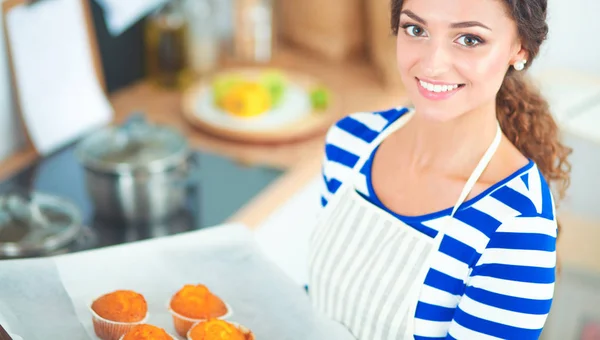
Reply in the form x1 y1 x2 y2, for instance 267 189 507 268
400 10 492 31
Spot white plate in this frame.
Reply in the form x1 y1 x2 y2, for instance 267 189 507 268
193 84 313 132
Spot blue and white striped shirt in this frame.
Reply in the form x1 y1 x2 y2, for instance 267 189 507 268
320 107 556 339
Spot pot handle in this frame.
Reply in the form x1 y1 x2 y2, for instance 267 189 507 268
173 153 200 189
122 111 147 129
121 111 151 141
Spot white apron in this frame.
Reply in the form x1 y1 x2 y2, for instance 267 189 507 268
308 111 502 340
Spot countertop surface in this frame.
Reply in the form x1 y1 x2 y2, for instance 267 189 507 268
0 46 407 230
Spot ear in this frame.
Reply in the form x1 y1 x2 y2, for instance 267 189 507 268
510 44 529 64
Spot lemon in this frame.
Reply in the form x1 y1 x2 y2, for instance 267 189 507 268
220 81 272 117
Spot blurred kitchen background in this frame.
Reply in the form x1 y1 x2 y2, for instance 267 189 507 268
0 0 598 339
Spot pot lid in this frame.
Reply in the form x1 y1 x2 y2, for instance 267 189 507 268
0 192 82 258
76 113 188 174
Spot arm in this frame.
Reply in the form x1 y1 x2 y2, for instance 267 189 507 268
320 160 334 207
319 114 366 208
447 216 557 339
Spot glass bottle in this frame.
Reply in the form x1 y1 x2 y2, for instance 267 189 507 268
144 0 191 89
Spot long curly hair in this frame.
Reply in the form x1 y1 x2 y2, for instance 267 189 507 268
390 0 572 206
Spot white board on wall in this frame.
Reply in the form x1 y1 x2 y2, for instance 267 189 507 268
0 0 24 162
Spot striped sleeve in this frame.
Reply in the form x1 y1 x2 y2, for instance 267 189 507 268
320 108 409 207
447 216 557 339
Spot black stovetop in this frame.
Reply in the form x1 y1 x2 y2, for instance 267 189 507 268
0 143 283 257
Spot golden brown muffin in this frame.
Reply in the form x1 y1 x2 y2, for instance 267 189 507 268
170 285 228 319
92 290 148 323
188 319 252 340
90 290 148 340
121 324 172 340
169 284 229 337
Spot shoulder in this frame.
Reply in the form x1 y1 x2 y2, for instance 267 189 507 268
323 107 410 167
471 162 557 275
325 107 409 146
451 162 557 262
462 161 557 235
488 162 557 223
320 107 410 206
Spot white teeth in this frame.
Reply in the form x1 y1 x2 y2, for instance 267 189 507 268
419 80 460 93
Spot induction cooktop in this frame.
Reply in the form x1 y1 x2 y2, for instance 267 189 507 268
0 142 283 258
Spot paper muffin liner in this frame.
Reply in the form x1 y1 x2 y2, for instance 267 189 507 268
89 301 149 340
118 331 177 340
166 300 233 337
186 320 255 340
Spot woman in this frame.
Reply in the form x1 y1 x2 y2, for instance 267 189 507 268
308 0 571 339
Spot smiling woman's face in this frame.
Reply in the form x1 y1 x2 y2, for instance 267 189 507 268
396 0 526 122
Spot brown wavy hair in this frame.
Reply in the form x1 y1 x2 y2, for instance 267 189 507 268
390 0 572 208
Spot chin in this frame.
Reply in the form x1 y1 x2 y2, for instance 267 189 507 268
408 94 464 123
414 105 462 123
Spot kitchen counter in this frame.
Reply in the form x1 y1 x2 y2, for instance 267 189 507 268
0 46 408 229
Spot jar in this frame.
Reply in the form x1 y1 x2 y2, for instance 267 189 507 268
233 0 274 63
182 0 219 77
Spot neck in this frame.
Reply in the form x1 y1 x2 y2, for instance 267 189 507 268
402 101 499 177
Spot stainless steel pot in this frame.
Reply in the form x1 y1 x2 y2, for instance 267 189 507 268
75 114 196 223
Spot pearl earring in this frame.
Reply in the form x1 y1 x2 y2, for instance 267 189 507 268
513 60 527 71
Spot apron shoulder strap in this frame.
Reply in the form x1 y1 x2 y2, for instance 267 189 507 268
345 109 501 219
450 123 502 217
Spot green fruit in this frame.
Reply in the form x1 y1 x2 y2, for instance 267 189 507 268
259 71 287 106
310 86 329 110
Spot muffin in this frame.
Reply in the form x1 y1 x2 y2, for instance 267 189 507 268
187 319 254 340
90 290 149 340
120 324 174 340
168 284 230 337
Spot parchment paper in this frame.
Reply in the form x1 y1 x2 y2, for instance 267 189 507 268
0 224 354 340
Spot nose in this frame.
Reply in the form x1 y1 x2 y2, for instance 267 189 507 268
421 41 451 78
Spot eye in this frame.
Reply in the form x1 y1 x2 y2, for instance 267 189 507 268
455 35 483 47
402 24 427 37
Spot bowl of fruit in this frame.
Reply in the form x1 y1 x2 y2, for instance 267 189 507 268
182 68 336 144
